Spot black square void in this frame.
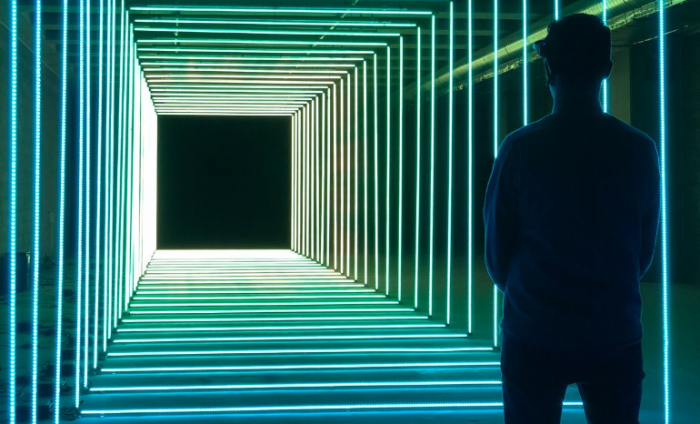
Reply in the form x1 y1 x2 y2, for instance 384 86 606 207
157 116 291 249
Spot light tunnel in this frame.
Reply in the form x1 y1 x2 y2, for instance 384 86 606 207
3 0 677 422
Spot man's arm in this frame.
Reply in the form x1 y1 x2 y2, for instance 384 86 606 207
640 139 661 277
484 136 520 292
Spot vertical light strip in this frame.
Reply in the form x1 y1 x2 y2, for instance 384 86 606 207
469 0 475 334
75 0 86 407
659 2 670 422
414 27 422 310
30 0 42 420
53 0 69 420
306 105 311 256
292 115 296 251
446 2 454 324
398 37 404 301
555 0 560 20
385 46 392 296
523 0 529 125
327 88 332 264
334 84 339 268
314 99 319 260
373 53 380 290
602 0 609 113
428 16 436 316
340 80 345 273
83 0 92 387
94 0 105 367
490 0 499 339
363 62 368 286
347 75 351 276
8 1 18 423
106 0 115 342
321 93 326 264
354 67 359 280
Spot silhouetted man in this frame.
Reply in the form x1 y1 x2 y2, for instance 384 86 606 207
483 14 660 424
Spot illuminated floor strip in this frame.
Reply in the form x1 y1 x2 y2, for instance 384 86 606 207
113 334 467 343
132 294 386 300
108 347 493 357
117 324 446 332
123 316 430 323
130 301 399 307
90 380 502 392
128 308 415 314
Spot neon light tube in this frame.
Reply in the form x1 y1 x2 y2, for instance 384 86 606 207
146 68 349 74
91 380 500 392
8 0 19 421
30 0 42 418
83 0 92 386
340 78 345 273
346 73 351 276
134 18 416 28
523 0 529 125
117 324 445 332
468 0 475 333
142 62 357 68
108 347 492 357
102 361 499 373
373 53 379 290
129 308 415 315
53 0 69 420
94 0 104 368
124 315 430 324
138 47 375 55
354 67 359 280
385 46 392 296
130 301 399 307
363 61 368 285
446 2 454 324
135 26 401 38
659 2 670 422
138 38 387 47
130 6 433 16
602 0 609 113
428 16 436 316
414 26 422 310
114 334 466 343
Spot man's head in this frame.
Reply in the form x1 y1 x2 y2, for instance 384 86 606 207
534 14 613 89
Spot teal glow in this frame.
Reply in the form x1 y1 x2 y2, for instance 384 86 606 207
385 46 392 296
346 73 351 276
8 0 18 421
138 38 387 47
659 1 670 422
146 68 349 74
138 47 375 55
135 26 401 38
94 0 104 368
523 0 529 125
354 67 359 280
102 361 498 373
134 18 416 28
109 347 491 357
129 308 414 315
30 0 42 418
114 334 466 343
363 62 368 285
143 62 356 68
428 16 436 316
414 27 422 310
373 53 379 290
602 0 609 113
124 315 428 324
53 0 69 420
83 0 92 389
92 380 499 392
130 6 432 16
446 2 454 324
555 0 560 20
117 323 444 332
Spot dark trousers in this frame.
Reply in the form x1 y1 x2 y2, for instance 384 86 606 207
501 331 645 424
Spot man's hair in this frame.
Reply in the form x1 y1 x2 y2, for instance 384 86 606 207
534 14 612 85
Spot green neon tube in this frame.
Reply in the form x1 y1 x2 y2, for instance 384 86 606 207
326 88 332 264
138 47 375 55
93 0 104 368
129 6 433 16
320 93 326 264
82 0 93 389
363 61 368 286
602 0 609 113
346 74 351 276
446 1 454 325
134 26 401 38
340 78 345 273
292 115 296 251
466 0 474 333
428 16 436 316
414 26 422 310
333 84 338 269
385 45 391 296
373 53 379 291
146 68 348 75
142 61 357 68
354 67 359 280
523 0 529 125
398 36 404 301
134 18 416 28
138 38 387 47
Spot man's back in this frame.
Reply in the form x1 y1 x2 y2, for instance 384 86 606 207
484 108 661 351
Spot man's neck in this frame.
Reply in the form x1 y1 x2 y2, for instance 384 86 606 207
552 86 603 114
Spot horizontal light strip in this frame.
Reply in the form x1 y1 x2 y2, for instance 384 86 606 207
90 380 499 393
132 295 384 300
147 79 337 84
138 39 387 47
140 55 363 62
82 402 582 415
143 63 353 70
108 347 492 357
154 108 301 113
151 89 325 94
138 48 374 55
158 113 293 116
130 301 399 307
128 308 414 315
145 68 349 75
130 6 433 16
123 316 429 323
102 361 498 373
153 99 309 104
150 85 330 90
117 324 445 333
144 270 342 274
114 334 466 343
136 285 363 289
147 74 341 80
135 27 401 37
134 18 416 28
134 290 375 294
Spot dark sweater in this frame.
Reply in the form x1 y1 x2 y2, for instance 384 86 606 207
484 106 660 350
